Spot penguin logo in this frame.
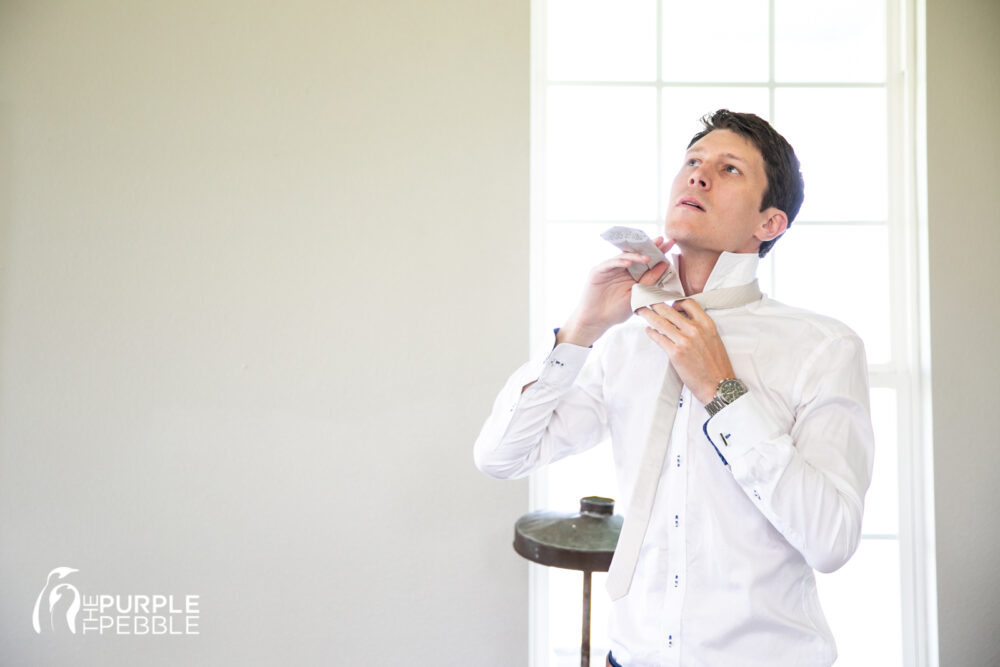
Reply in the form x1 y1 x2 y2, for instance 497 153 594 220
32 567 81 634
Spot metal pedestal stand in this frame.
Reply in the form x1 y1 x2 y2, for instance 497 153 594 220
513 496 622 667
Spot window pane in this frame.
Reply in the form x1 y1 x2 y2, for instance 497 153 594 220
866 388 899 535
662 0 769 82
816 539 902 667
547 0 658 81
775 0 886 83
545 438 619 512
757 250 776 296
770 224 891 363
660 87 770 216
548 568 612 666
774 88 888 222
546 86 659 221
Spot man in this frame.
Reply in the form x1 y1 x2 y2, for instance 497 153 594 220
474 110 875 666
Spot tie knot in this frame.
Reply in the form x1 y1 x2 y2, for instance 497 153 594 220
631 281 762 313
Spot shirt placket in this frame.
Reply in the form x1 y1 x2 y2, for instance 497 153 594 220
658 386 690 666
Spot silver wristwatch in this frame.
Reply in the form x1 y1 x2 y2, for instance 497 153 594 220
705 378 748 417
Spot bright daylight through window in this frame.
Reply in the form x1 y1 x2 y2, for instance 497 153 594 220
530 0 922 665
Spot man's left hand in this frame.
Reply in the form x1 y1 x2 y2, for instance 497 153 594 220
637 299 734 405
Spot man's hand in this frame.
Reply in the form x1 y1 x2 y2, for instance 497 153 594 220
557 237 675 348
637 298 734 404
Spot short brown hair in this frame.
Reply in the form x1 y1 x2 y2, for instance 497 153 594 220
688 109 805 257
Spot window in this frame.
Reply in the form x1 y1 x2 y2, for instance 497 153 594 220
529 1 929 665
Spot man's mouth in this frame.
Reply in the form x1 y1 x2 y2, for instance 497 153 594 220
678 197 705 211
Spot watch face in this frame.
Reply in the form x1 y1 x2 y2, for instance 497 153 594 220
718 378 747 403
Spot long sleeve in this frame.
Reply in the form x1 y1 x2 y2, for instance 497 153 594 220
705 333 875 573
474 341 610 480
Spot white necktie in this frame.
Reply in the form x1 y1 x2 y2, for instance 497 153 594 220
605 279 763 601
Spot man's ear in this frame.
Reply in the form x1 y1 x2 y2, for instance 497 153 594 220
755 208 788 242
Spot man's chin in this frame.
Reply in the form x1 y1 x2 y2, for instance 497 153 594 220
662 223 688 244
664 232 697 252
669 239 731 261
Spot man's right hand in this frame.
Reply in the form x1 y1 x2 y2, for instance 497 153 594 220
557 237 675 348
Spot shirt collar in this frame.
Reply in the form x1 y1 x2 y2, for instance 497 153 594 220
699 251 760 293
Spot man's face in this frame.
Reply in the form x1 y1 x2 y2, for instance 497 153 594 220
663 129 774 255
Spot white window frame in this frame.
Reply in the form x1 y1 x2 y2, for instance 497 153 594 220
527 1 937 665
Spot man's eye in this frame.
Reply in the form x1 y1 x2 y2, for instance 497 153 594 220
687 158 699 167
725 165 741 174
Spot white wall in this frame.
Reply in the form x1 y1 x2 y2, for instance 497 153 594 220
926 0 1000 665
0 2 529 665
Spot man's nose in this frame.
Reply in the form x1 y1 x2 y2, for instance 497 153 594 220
689 169 709 189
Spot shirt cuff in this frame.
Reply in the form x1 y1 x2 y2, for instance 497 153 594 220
536 342 591 388
704 390 783 460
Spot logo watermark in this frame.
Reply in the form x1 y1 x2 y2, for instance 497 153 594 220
32 567 200 636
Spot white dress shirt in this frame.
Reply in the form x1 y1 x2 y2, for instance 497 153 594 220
474 252 875 667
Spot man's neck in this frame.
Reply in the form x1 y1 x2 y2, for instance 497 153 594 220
676 249 722 295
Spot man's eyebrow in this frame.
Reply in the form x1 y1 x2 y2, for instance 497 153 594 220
685 147 750 165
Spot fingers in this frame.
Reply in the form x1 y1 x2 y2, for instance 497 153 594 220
637 305 692 342
649 235 676 255
639 300 716 342
606 252 649 267
592 253 649 278
637 260 669 286
637 306 674 345
650 302 695 329
644 325 672 349
618 251 650 264
672 298 713 325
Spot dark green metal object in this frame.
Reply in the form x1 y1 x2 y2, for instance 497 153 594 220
513 496 622 667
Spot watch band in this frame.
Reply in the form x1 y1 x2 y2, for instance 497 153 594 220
705 378 748 417
705 395 727 417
